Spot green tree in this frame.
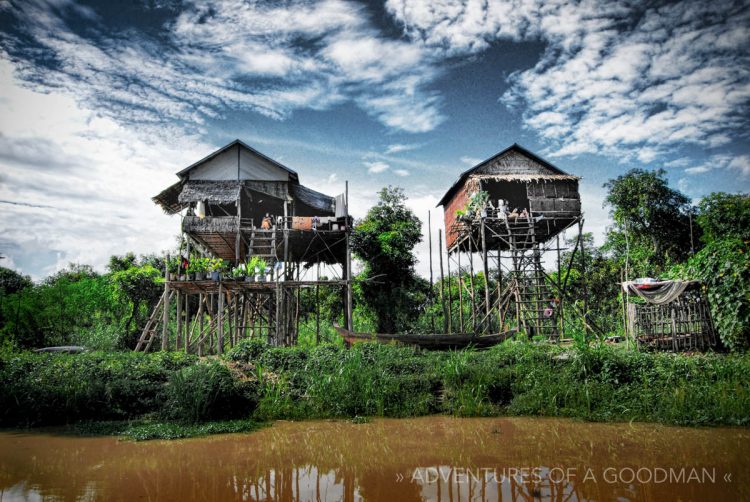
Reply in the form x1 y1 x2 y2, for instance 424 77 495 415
695 192 750 243
351 186 424 333
109 262 163 347
671 192 750 350
603 168 691 272
0 267 32 295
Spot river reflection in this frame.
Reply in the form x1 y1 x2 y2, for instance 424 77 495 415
0 416 748 501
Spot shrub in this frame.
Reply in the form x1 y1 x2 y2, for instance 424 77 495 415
161 361 257 424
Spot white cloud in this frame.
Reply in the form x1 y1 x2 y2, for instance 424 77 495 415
394 169 410 176
388 0 750 161
365 161 390 174
3 0 445 136
0 57 207 279
729 156 750 177
685 165 711 175
385 143 422 155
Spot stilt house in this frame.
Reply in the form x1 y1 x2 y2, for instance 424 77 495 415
138 140 352 353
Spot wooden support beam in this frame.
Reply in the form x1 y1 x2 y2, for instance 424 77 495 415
457 251 464 333
176 291 183 350
345 180 353 332
428 210 435 333
481 217 491 330
162 254 170 351
197 293 204 356
446 243 453 334
438 230 448 334
468 237 476 332
218 283 224 354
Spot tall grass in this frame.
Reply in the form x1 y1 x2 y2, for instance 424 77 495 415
229 339 750 426
2 341 748 429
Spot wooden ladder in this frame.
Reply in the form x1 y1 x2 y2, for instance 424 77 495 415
134 290 174 352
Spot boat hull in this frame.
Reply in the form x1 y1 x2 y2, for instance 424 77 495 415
334 325 516 350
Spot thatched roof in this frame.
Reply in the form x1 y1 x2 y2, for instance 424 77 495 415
153 179 336 215
178 180 242 204
438 144 578 207
152 180 185 215
470 174 580 182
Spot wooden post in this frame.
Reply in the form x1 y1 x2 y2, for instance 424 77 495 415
556 234 563 339
446 245 453 334
197 293 204 356
345 180 353 332
621 269 629 349
579 219 589 324
184 291 191 352
218 283 224 354
162 253 170 351
497 248 503 333
295 264 301 345
233 291 239 347
457 251 464 333
236 187 243 264
283 200 289 279
438 230 447 333
468 237 475 332
275 282 282 346
176 291 183 350
316 262 321 345
428 211 435 333
481 218 491 330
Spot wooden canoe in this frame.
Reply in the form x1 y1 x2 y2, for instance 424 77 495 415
334 325 516 350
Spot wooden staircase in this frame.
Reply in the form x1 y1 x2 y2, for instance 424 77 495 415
134 290 174 352
248 228 278 262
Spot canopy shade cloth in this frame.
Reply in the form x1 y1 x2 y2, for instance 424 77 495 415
621 279 702 305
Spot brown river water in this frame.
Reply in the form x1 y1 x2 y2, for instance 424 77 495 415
0 416 747 502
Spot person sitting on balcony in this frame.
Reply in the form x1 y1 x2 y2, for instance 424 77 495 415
261 213 272 230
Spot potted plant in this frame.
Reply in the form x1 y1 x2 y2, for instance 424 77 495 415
166 256 180 281
229 263 247 281
249 257 267 282
208 258 228 281
188 257 209 280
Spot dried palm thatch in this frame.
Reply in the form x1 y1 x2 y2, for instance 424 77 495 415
152 181 185 214
178 180 243 204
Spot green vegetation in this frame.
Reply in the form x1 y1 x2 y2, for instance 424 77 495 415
70 418 265 441
0 350 194 426
351 186 427 333
226 339 749 426
0 173 748 437
1 339 748 434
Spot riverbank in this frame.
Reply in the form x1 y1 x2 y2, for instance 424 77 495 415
1 339 749 433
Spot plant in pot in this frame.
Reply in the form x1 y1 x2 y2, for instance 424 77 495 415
229 263 247 281
208 258 228 281
167 256 180 281
188 257 209 280
249 257 267 282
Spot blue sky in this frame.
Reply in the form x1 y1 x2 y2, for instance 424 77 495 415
0 0 748 279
